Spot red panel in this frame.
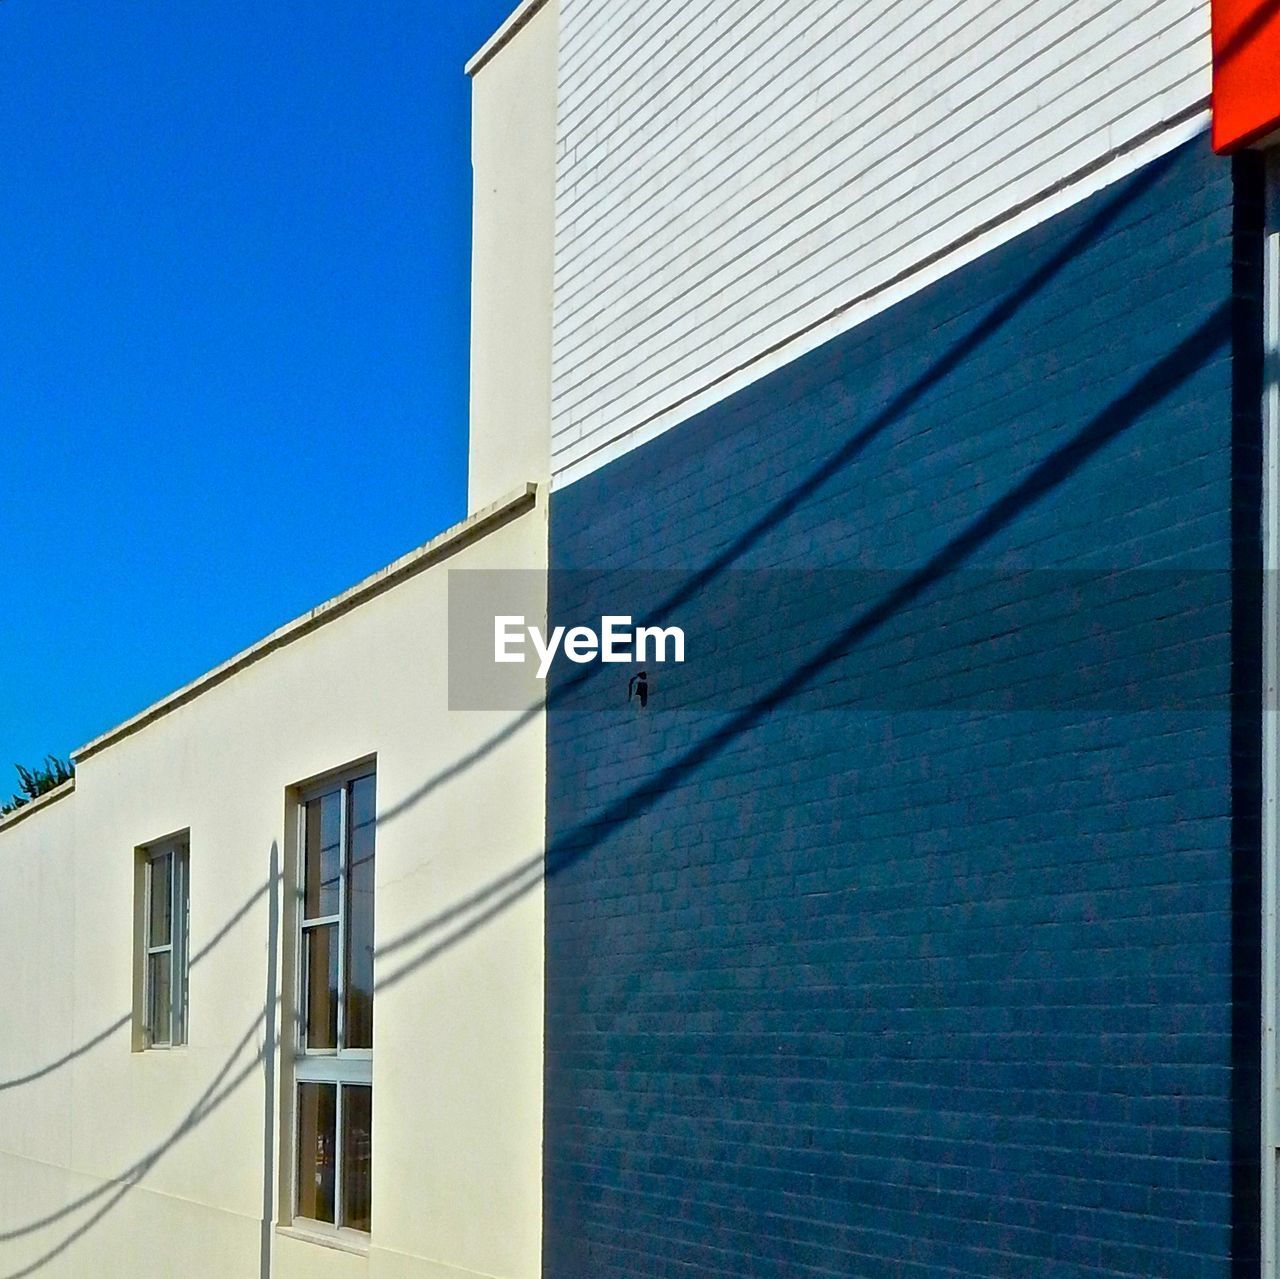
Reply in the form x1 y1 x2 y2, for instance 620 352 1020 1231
1212 0 1280 153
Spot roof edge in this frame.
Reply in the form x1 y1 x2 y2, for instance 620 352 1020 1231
72 483 539 765
465 0 550 77
0 777 75 834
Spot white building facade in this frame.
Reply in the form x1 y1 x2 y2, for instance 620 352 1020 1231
0 3 557 1275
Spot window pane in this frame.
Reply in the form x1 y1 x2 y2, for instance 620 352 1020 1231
296 1082 336 1223
340 1085 373 1232
149 852 172 947
345 776 376 1049
147 951 172 1045
303 924 338 1050
303 792 341 919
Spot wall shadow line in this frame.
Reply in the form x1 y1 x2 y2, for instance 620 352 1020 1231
0 849 282 1278
0 147 1218 1274
374 301 1230 992
0 294 1230 1269
0 1008 270 1248
374 147 1183 838
1216 0 1280 69
0 873 279 1094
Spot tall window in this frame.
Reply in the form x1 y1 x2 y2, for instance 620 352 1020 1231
294 770 375 1234
142 838 189 1048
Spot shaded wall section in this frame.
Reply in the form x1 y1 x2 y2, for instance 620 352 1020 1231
543 137 1264 1278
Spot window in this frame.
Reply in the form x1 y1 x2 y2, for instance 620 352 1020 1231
141 837 189 1048
293 770 375 1234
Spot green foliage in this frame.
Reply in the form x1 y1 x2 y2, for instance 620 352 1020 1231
1 754 74 817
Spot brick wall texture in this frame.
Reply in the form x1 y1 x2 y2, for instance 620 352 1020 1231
543 138 1264 1278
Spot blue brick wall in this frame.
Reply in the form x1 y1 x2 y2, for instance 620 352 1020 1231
544 138 1263 1278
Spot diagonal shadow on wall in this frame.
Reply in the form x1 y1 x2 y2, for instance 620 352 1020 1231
374 145 1186 836
0 871 279 1095
1215 0 1280 69
0 845 282 1279
4 299 1226 1272
0 1015 270 1278
0 142 1236 1277
373 299 1232 993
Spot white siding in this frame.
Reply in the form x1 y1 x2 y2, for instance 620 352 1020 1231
550 0 1212 485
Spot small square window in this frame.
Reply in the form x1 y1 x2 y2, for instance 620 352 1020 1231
138 837 189 1048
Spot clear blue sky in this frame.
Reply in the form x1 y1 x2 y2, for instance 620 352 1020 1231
0 0 520 780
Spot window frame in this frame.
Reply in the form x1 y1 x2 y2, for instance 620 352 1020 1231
291 765 375 1236
141 837 189 1049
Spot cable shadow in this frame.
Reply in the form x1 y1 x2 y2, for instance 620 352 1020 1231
0 296 1232 1271
374 300 1231 992
1216 0 1280 70
0 1010 270 1268
0 873 280 1094
0 849 282 1278
375 145 1184 835
0 142 1218 1275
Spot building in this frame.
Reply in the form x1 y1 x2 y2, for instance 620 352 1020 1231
539 1 1280 1276
0 3 557 1275
3 2 1280 1277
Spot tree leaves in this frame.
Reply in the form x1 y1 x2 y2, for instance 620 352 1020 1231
1 754 74 817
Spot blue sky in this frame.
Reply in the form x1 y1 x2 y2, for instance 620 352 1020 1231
0 1 519 780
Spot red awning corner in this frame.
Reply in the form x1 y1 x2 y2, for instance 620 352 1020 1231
1212 0 1280 153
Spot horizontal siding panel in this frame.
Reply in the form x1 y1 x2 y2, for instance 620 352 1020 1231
553 1 1203 364
551 0 1212 481
555 43 1207 444
554 0 1193 319
556 0 1021 272
554 5 1199 393
553 63 1209 462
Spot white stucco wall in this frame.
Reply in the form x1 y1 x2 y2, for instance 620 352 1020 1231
467 0 559 512
549 0 1213 485
0 490 547 1279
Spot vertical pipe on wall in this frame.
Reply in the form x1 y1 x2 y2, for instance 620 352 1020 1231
1262 146 1280 1279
